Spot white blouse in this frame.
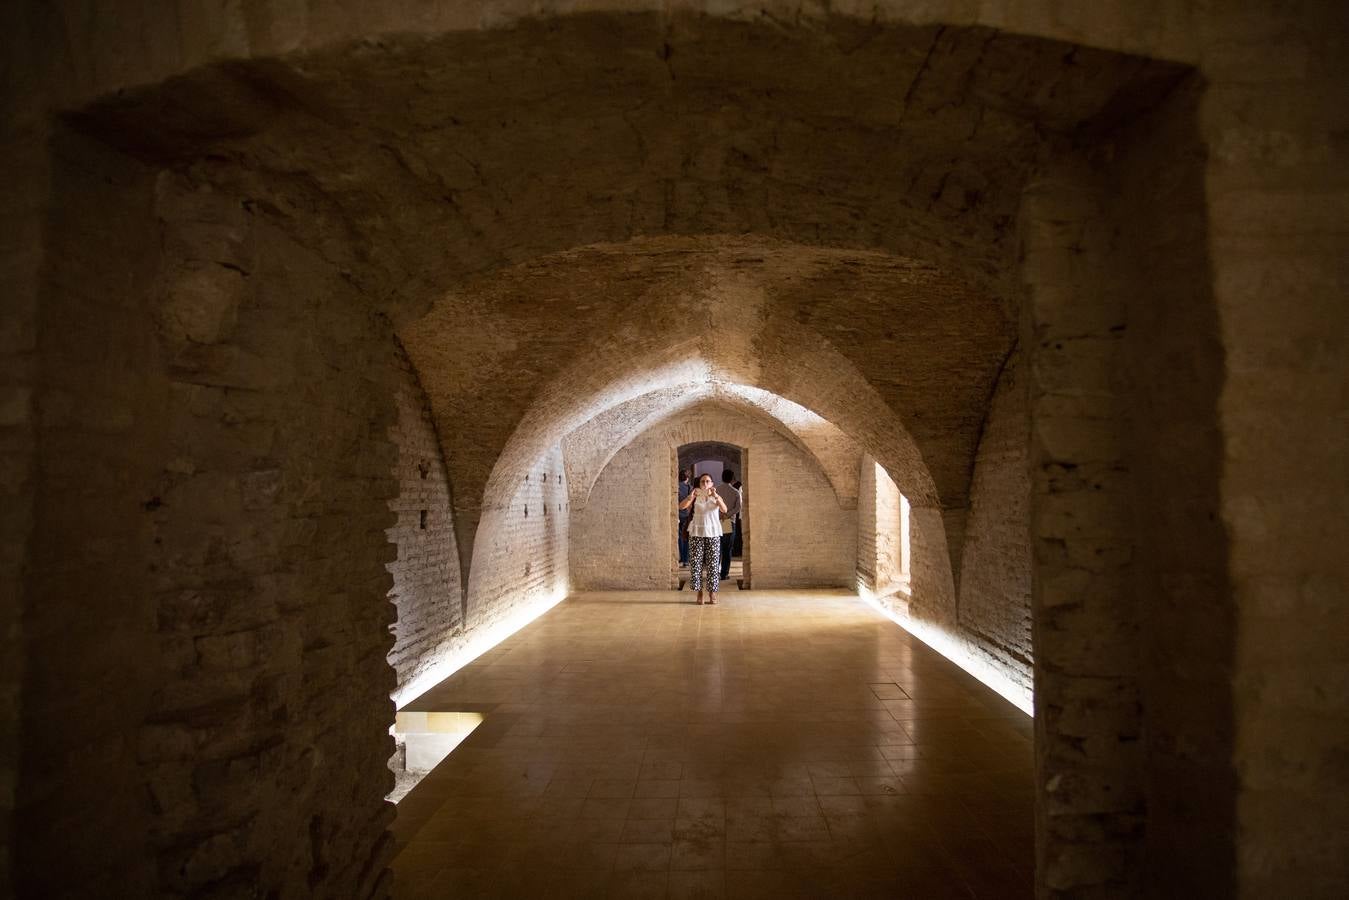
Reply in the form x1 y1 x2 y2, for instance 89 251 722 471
688 493 724 539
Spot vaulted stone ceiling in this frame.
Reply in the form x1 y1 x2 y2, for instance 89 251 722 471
76 15 1176 298
68 13 1185 584
400 235 1003 574
562 384 862 510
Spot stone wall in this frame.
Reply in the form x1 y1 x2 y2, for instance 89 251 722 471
571 437 673 591
746 421 854 589
1021 73 1228 896
857 456 908 596
461 446 570 635
1022 150 1147 899
1198 8 1349 896
1111 76 1237 898
16 140 401 898
17 131 168 897
956 349 1032 699
572 405 854 590
856 458 880 597
864 361 1032 711
903 507 959 629
147 171 400 899
386 346 462 695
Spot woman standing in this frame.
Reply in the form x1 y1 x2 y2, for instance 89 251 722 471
679 473 728 604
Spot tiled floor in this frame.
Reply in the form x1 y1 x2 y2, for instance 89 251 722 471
392 590 1033 898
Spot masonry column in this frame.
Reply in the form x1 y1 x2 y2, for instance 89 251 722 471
1021 154 1144 897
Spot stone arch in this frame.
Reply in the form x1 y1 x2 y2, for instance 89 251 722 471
641 403 869 589
17 2 1201 130
55 19 1167 314
45 17 1181 628
564 382 860 512
14 5 1305 900
404 236 1001 598
572 398 859 590
468 300 942 592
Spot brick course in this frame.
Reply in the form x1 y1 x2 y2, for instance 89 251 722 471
957 349 1032 699
462 446 569 637
386 345 462 695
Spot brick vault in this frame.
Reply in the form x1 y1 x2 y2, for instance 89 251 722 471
3 3 1346 898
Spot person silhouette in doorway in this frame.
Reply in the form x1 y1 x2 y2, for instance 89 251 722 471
716 470 742 582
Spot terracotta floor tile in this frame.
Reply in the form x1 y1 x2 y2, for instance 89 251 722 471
671 837 726 871
545 777 594 798
580 797 631 819
724 869 806 899
855 776 905 796
667 868 727 899
678 779 725 798
634 779 682 799
771 796 822 819
619 817 676 843
810 775 862 795
725 814 775 842
724 841 787 871
774 816 831 842
570 818 626 842
602 870 668 899
628 797 680 820
673 815 727 841
611 842 672 872
639 760 684 780
588 778 637 798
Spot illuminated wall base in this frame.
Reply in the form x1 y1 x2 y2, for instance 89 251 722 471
858 583 1034 717
392 588 568 709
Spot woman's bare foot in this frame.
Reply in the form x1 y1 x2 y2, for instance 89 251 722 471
695 590 705 605
707 593 717 605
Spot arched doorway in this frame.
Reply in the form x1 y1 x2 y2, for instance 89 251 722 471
12 3 1302 896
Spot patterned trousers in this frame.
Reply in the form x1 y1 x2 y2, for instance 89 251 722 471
689 535 721 593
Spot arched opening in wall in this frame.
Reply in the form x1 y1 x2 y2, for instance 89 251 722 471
676 440 748 589
569 390 859 592
18 9 1228 899
859 458 911 600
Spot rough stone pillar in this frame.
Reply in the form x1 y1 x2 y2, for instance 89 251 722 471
1021 156 1144 897
1111 77 1236 898
1023 69 1243 896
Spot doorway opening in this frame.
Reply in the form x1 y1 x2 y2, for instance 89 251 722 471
675 441 750 589
860 458 912 603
